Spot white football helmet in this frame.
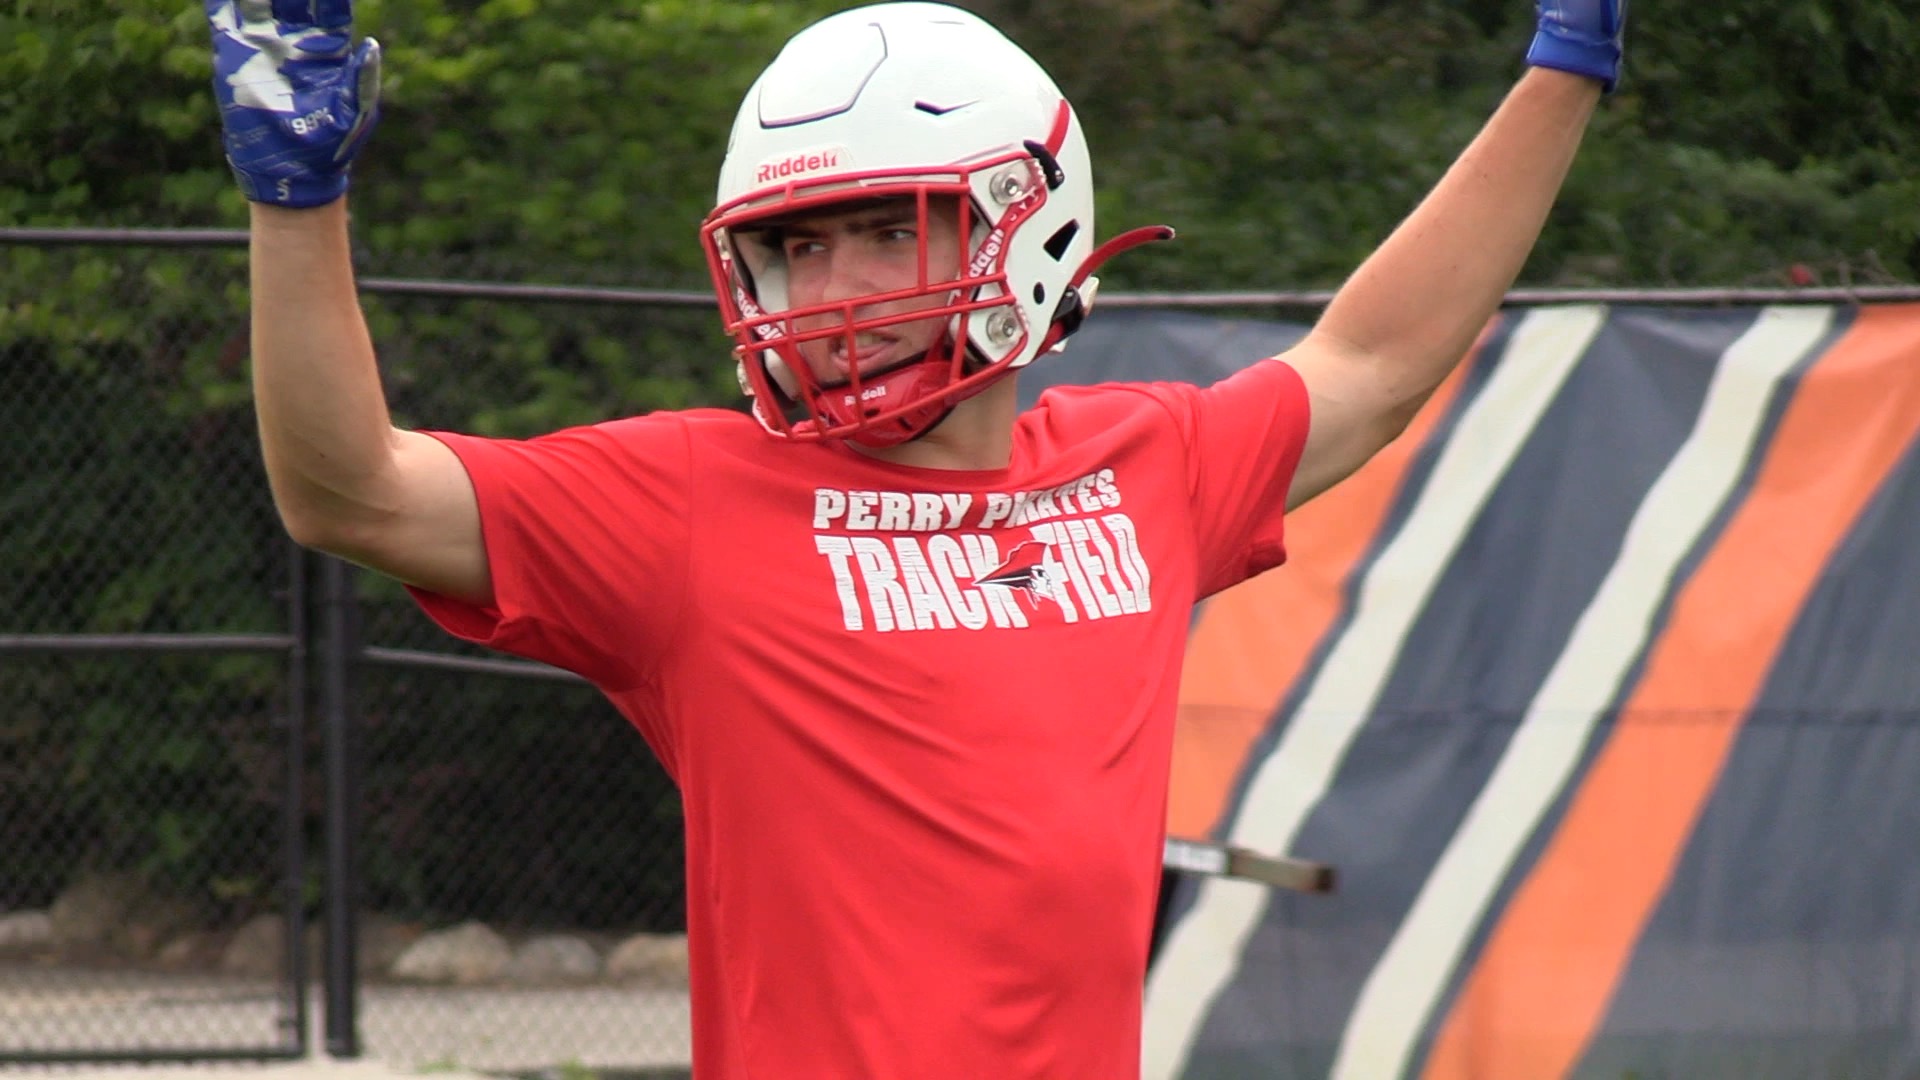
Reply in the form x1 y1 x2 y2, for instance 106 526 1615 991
700 1 1171 447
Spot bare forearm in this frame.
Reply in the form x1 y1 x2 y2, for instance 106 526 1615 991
249 200 402 542
1315 68 1600 393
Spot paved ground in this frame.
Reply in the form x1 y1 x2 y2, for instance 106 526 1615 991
1 965 690 1077
42 1060 493 1080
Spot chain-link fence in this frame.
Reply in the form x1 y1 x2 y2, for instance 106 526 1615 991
2 233 694 1072
1 229 308 1061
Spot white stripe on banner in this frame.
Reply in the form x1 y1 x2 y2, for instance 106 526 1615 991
1327 305 1835 1080
1142 305 1608 1079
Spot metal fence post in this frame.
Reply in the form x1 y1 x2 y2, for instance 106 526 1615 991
281 540 312 1054
318 554 362 1058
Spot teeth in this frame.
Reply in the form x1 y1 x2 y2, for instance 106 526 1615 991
832 335 885 356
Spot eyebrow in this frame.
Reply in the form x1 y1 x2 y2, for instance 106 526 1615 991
779 205 921 240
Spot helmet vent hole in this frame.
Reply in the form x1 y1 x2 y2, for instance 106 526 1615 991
1043 221 1080 261
1033 283 1047 304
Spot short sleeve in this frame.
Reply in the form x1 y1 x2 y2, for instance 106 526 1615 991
1155 358 1311 597
406 414 693 691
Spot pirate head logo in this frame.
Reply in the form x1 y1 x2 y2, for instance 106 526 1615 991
968 539 1067 611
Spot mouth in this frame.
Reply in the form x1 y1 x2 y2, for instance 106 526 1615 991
824 332 899 378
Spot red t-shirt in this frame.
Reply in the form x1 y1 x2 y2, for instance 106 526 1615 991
411 358 1309 1079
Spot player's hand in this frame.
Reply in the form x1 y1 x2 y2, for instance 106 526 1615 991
208 0 383 208
1526 0 1626 92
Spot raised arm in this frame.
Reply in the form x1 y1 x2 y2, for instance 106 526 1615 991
210 0 490 603
1281 0 1624 509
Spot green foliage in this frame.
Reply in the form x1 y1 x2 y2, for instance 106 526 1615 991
0 241 290 912
349 656 688 929
972 0 1920 288
0 2 223 222
12 0 1916 287
344 0 845 281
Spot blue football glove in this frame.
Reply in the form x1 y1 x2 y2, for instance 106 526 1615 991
208 0 383 208
1527 0 1627 92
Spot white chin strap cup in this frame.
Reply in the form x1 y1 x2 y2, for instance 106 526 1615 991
735 353 800 400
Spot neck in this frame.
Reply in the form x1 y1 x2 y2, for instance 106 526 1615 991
851 376 1019 471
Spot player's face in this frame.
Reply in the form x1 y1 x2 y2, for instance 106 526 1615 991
779 196 966 386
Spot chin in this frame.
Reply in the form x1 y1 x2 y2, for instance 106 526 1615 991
816 351 913 389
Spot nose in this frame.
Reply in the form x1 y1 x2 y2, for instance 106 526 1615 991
790 244 877 343
815 244 877 306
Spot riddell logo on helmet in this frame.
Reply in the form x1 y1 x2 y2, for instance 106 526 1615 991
965 188 1041 278
841 384 888 407
756 148 847 184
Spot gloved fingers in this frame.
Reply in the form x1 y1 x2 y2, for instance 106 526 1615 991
262 0 357 37
238 1 348 62
227 2 295 58
352 37 382 100
334 38 384 164
311 0 358 34
209 0 273 44
1539 0 1624 41
269 0 318 27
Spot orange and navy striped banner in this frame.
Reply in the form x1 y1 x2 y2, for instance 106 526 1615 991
1029 302 1920 1080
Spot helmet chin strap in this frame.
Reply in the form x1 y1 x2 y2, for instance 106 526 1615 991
823 344 962 449
1037 224 1176 354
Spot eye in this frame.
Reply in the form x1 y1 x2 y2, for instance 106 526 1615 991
784 237 825 259
879 225 918 244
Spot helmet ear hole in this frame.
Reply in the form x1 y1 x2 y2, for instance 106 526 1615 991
1043 221 1080 261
